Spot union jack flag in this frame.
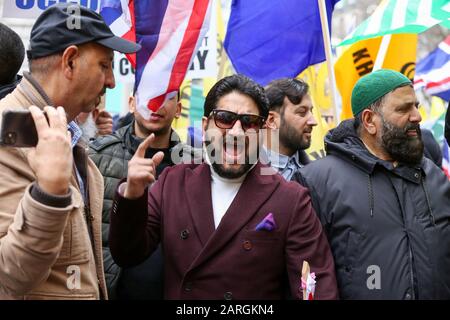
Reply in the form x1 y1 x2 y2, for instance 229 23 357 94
100 0 212 118
415 36 450 102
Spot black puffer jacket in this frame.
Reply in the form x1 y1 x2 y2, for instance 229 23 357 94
295 119 450 300
89 123 199 299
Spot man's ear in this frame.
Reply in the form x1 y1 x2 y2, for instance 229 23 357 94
61 45 80 79
128 96 136 114
202 116 208 142
174 101 182 119
266 110 280 130
361 109 378 135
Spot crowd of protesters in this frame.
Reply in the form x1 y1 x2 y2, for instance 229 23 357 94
0 4 449 300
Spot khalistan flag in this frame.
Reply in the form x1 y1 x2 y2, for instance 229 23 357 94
339 0 450 46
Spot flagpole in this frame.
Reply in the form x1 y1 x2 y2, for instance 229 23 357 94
373 34 391 71
318 0 339 125
218 45 228 80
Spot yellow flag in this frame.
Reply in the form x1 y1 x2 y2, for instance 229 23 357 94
172 79 192 142
298 63 335 160
335 34 418 120
430 96 447 119
418 104 428 123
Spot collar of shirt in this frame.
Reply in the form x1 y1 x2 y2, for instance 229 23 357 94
68 121 82 148
67 120 88 202
263 146 302 170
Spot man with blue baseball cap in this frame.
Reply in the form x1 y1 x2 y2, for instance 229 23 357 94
27 3 139 60
0 3 139 299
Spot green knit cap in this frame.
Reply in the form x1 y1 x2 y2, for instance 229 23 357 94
351 69 412 116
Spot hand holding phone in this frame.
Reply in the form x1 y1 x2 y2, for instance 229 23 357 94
0 106 73 195
28 106 74 195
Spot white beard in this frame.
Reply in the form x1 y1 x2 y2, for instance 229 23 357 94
79 113 98 142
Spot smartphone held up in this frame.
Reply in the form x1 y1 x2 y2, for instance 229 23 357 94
0 109 46 148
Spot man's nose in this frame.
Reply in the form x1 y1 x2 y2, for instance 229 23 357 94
307 113 318 127
105 67 116 89
229 119 245 136
410 106 422 123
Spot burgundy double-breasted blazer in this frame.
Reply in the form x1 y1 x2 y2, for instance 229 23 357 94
109 162 338 300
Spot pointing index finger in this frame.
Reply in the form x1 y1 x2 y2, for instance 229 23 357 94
135 133 155 158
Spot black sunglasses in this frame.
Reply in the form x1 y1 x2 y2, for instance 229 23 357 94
209 109 266 132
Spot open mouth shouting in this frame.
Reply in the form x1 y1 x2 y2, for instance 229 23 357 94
222 137 247 164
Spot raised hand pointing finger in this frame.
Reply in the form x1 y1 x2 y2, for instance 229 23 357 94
124 134 162 199
135 133 156 158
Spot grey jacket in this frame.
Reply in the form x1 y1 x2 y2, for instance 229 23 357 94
295 119 450 299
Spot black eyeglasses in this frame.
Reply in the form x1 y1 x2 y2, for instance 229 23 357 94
209 109 266 132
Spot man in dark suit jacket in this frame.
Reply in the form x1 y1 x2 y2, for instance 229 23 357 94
109 74 338 300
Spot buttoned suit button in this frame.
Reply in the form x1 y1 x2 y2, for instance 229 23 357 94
184 282 193 292
243 240 252 250
224 292 233 300
181 229 190 240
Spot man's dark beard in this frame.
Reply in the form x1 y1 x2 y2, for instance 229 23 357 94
380 117 424 165
212 162 253 179
279 117 310 153
204 138 256 179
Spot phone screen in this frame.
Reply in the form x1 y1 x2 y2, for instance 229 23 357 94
0 110 40 147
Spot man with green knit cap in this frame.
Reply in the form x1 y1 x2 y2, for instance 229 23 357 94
295 69 450 299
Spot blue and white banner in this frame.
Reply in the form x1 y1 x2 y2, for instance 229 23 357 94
415 35 450 102
2 0 100 19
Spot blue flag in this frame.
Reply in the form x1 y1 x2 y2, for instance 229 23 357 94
224 0 340 86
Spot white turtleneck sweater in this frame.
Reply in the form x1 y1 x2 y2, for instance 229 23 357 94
209 166 246 228
204 150 254 229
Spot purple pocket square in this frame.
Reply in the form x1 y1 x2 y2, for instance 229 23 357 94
255 213 277 231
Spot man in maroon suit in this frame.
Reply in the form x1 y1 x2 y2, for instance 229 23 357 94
109 74 338 300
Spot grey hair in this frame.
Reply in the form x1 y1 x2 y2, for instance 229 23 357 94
29 52 63 76
354 94 386 133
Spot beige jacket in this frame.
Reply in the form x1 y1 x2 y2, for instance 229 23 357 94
0 73 107 300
